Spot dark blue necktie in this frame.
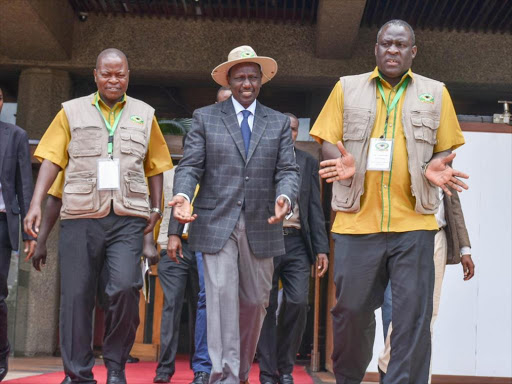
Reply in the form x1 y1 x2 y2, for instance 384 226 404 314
241 110 252 156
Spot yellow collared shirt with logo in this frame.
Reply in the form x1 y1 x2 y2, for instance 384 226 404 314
310 68 465 235
37 93 173 198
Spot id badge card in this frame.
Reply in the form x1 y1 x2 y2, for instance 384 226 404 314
367 138 394 171
97 158 120 190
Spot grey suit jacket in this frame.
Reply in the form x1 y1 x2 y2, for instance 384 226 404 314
173 98 300 258
444 188 471 265
295 148 330 264
0 122 33 251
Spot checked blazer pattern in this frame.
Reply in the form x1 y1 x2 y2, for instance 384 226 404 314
172 98 300 258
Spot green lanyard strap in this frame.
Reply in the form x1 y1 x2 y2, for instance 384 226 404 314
94 94 124 155
377 77 409 137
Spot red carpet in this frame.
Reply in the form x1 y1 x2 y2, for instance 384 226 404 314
5 356 314 384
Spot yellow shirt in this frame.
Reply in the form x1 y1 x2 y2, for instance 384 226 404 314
37 93 173 196
310 68 465 234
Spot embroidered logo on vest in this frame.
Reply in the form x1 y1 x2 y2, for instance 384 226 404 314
419 93 434 103
130 115 144 124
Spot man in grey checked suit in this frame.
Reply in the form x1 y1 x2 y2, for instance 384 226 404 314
169 46 300 384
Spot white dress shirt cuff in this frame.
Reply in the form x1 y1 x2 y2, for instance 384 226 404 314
276 195 292 211
177 193 191 203
460 247 471 256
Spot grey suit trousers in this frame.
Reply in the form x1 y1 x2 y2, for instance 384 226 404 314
203 212 274 384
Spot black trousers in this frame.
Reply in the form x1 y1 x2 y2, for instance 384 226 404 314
331 231 435 384
156 241 199 376
0 214 12 359
59 211 146 383
257 234 310 383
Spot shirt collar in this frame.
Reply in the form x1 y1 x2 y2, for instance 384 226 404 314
92 92 127 110
231 96 257 116
369 66 414 89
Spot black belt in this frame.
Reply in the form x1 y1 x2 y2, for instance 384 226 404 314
283 227 301 236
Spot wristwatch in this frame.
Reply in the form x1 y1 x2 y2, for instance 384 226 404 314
150 207 163 218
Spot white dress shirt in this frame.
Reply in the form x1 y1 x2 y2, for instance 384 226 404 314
231 97 256 131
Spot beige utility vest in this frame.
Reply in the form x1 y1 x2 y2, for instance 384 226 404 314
61 94 154 220
332 72 443 215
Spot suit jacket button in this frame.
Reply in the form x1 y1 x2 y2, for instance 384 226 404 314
245 176 249 181
237 200 242 206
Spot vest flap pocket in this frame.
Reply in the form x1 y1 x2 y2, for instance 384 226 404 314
130 133 146 145
63 178 99 214
343 109 370 141
421 117 435 129
120 130 147 159
410 112 439 145
70 127 102 158
129 181 148 194
64 183 95 194
123 172 149 212
193 197 217 210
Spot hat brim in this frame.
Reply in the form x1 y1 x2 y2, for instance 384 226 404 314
211 57 278 87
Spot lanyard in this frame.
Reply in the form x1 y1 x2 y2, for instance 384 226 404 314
377 77 409 136
94 94 124 155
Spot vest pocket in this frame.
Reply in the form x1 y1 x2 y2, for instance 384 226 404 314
123 171 150 212
62 173 99 214
331 177 359 212
120 130 147 159
411 111 439 162
412 178 440 213
69 126 102 157
343 109 370 141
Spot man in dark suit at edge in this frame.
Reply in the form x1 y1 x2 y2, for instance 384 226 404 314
169 46 300 384
0 85 36 381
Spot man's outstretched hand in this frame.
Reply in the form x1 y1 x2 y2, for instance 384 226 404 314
319 141 356 183
425 152 469 196
169 195 197 224
268 196 290 224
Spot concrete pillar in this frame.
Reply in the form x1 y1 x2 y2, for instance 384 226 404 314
16 68 72 139
13 68 72 355
14 201 61 356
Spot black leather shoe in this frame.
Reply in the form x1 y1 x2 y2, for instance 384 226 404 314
126 354 140 363
190 371 210 384
107 370 127 384
153 372 172 383
60 376 72 384
278 374 294 384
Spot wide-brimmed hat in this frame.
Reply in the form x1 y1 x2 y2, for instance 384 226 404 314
211 45 278 87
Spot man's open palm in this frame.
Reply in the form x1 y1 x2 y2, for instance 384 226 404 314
319 141 356 183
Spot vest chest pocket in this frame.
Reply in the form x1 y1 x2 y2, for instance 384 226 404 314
69 127 102 158
410 111 440 162
342 109 371 168
343 109 370 141
120 129 147 159
123 171 149 212
62 173 99 214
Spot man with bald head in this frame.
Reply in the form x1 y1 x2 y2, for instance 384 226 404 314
25 48 173 384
